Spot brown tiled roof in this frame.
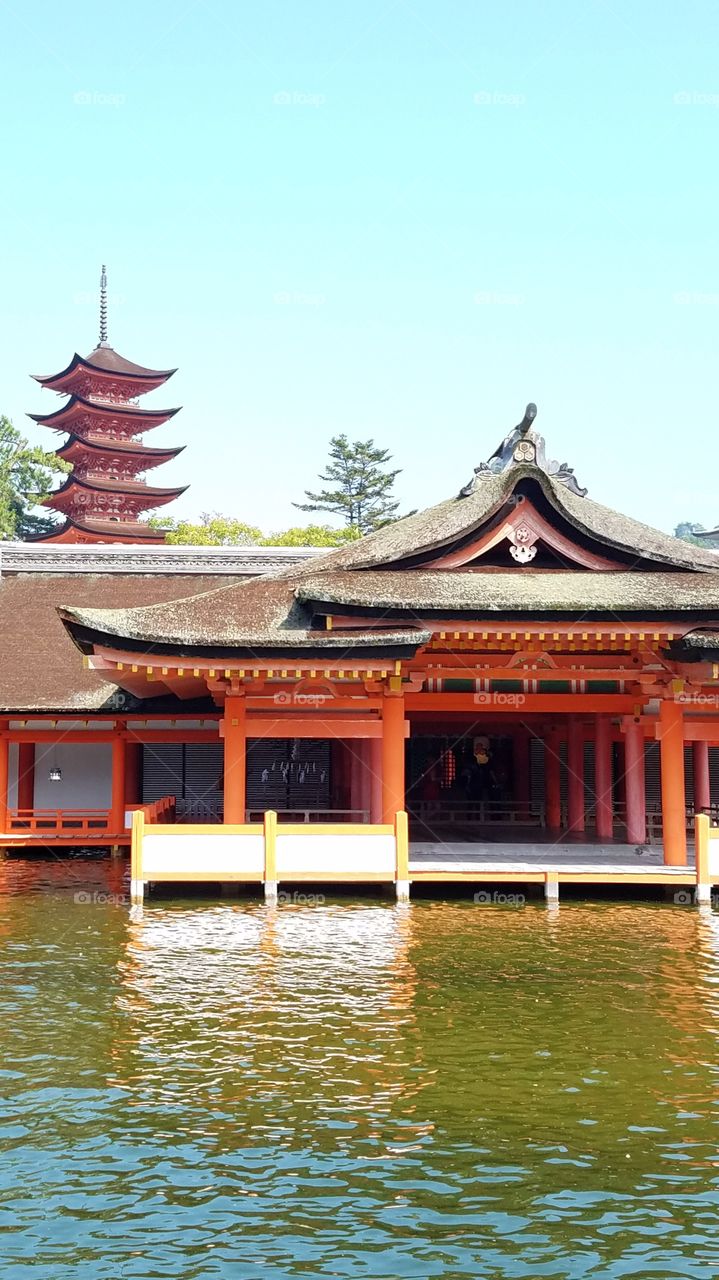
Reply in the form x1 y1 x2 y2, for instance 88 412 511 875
34 347 176 385
49 475 187 498
29 395 181 425
57 436 184 461
296 569 719 615
30 517 169 542
0 574 239 711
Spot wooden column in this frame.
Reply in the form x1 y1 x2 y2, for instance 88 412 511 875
512 731 531 812
382 692 406 824
566 719 585 833
17 743 35 811
693 740 711 814
110 734 126 835
659 699 686 866
370 737 383 824
223 695 247 824
0 731 8 835
544 728 562 831
124 743 141 805
624 719 646 845
594 715 614 840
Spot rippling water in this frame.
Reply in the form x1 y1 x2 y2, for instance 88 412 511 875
1 859 718 1277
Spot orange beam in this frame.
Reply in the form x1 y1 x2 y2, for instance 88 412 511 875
404 693 638 713
247 718 386 739
110 736 126 835
658 699 687 866
0 731 8 833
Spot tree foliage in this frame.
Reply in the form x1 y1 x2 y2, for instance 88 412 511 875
294 434 404 534
0 415 70 539
674 520 708 547
152 512 358 548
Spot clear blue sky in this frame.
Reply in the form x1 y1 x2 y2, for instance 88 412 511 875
1 0 718 534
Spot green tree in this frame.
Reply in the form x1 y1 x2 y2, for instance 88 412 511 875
0 415 70 539
152 513 264 545
263 523 360 547
674 520 708 547
294 434 404 534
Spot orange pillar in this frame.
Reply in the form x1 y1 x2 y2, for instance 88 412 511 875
17 743 35 811
124 743 141 805
624 719 646 845
544 728 562 830
382 692 406 824
693 740 711 814
594 715 614 840
0 731 8 834
110 734 126 834
370 737 383 823
566 719 585 833
223 695 247 824
659 699 686 866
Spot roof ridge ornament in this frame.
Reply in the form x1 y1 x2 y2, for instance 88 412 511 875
459 403 588 498
98 264 109 347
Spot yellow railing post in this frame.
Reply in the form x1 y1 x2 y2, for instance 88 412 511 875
130 809 144 906
264 809 278 901
695 813 711 903
395 809 410 901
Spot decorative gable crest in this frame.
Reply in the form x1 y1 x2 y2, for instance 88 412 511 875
460 403 587 498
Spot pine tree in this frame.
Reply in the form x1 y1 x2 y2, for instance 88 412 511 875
294 435 403 534
0 416 70 539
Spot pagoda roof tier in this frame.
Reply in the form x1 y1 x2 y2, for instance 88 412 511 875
29 394 181 431
44 474 187 517
33 345 176 397
34 518 170 545
56 435 185 470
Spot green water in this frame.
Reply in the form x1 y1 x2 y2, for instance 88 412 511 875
1 861 718 1278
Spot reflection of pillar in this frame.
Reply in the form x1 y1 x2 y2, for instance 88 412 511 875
624 720 646 844
382 692 406 824
512 731 531 811
693 740 711 813
370 737 383 823
110 734 127 834
567 719 584 833
544 728 562 830
659 699 686 866
0 730 8 834
223 695 246 824
124 743 141 805
595 715 613 840
17 743 35 811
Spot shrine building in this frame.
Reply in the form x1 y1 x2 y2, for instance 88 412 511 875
3 404 719 903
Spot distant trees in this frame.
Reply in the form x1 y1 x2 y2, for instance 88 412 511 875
152 513 359 547
674 521 708 547
294 435 406 534
0 415 69 539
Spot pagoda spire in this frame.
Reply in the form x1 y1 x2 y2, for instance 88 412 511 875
99 264 108 347
29 272 187 544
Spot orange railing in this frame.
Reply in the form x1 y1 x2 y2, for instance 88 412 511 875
7 809 112 836
126 796 177 825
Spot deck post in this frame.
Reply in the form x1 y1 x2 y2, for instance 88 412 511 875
223 694 247 824
566 719 585 833
695 813 711 902
544 870 559 903
110 733 126 836
381 688 406 825
594 714 614 840
264 809 278 900
130 809 144 905
17 742 35 811
624 719 646 845
693 740 711 815
544 727 562 831
0 729 8 835
659 698 687 866
395 810 410 901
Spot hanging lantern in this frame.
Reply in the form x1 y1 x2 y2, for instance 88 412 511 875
49 766 62 782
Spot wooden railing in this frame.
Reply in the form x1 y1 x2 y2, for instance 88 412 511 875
411 800 546 827
7 809 112 836
245 807 369 824
126 796 176 825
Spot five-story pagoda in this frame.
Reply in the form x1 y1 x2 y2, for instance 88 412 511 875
29 267 187 543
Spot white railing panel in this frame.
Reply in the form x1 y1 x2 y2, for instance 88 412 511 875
142 833 264 877
276 833 396 877
709 836 719 877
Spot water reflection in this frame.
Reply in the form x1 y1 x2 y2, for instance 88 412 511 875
0 862 718 1277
